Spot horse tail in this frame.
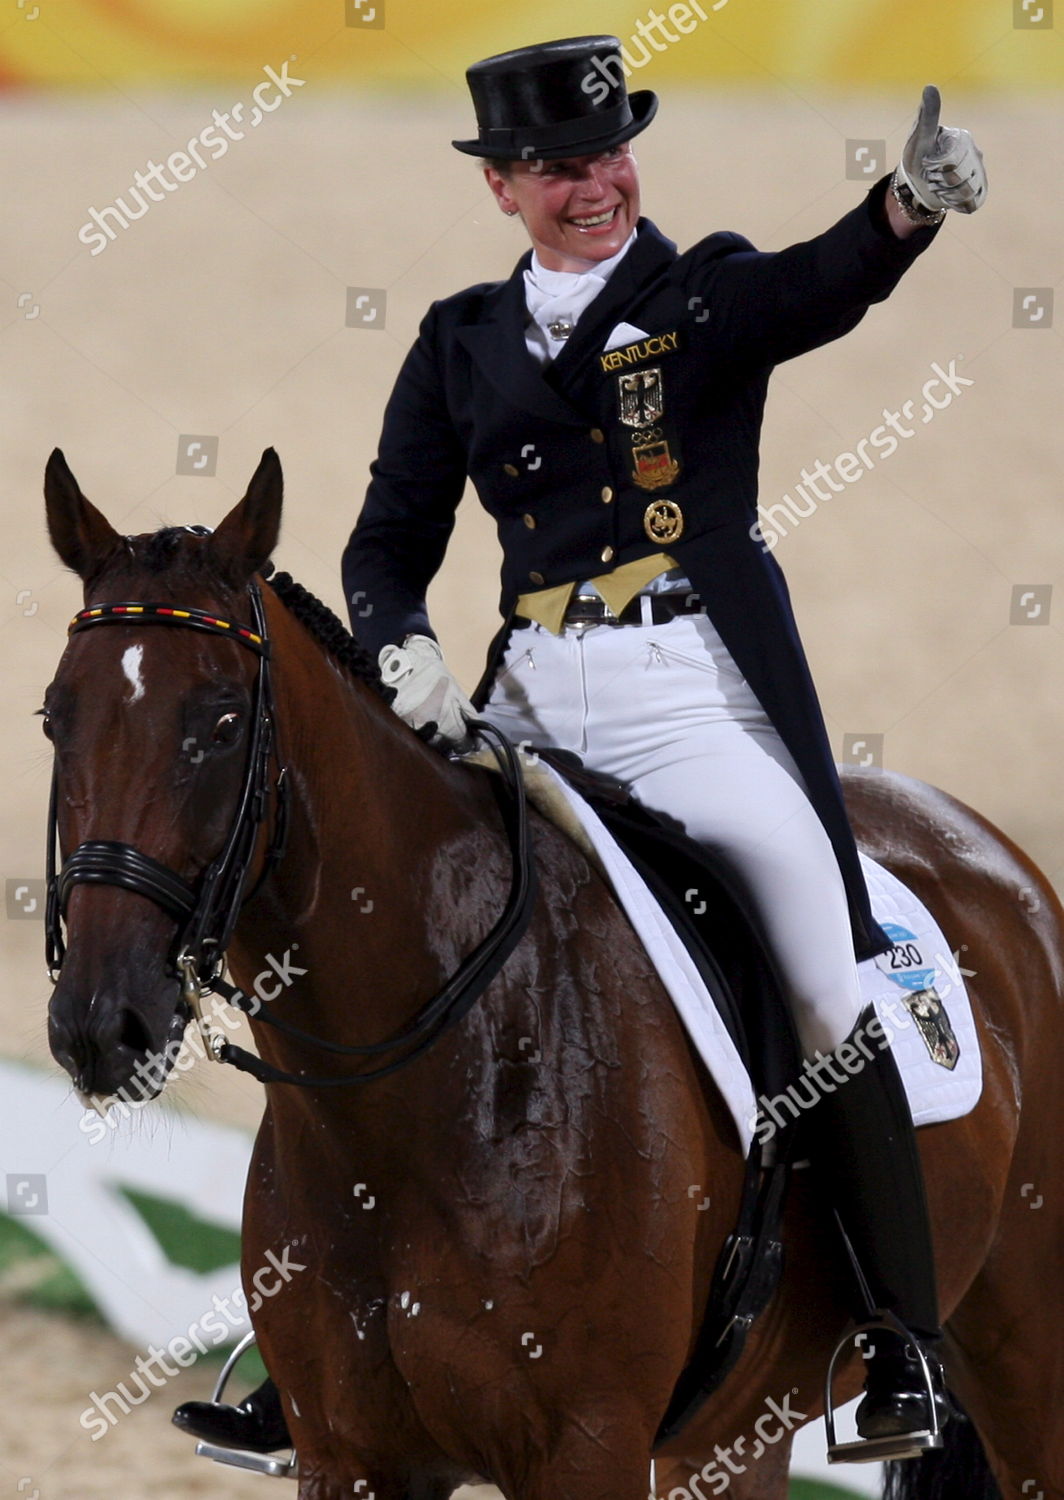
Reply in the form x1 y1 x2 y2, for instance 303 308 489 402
882 1405 1002 1500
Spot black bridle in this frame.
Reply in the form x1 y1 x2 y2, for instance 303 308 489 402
46 584 286 988
45 579 536 1087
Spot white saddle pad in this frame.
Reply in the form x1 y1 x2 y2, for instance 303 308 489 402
534 763 981 1155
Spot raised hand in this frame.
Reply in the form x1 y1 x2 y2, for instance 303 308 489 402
896 84 987 216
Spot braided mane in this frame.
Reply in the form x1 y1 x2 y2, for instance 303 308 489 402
266 570 395 705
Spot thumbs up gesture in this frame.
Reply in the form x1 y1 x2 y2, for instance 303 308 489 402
894 85 987 217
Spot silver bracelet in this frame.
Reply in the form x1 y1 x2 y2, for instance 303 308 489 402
890 170 946 227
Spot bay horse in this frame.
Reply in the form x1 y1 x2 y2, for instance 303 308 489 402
41 447 1063 1500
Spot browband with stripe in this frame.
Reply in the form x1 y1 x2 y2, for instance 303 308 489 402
69 602 269 656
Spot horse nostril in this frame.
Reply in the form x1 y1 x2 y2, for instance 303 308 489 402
117 1006 153 1057
49 995 159 1094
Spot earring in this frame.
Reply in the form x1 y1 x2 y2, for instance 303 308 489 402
505 208 519 216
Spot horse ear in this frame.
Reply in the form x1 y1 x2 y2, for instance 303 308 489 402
210 448 283 583
44 449 122 579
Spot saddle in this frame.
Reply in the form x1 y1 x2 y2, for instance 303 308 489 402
529 748 805 1444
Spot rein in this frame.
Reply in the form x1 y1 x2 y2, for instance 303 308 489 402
45 580 536 1087
210 716 535 1087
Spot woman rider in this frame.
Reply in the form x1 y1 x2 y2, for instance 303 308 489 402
174 35 986 1464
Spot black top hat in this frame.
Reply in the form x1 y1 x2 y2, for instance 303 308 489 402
452 35 658 162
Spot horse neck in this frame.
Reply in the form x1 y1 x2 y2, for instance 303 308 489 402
228 595 501 1067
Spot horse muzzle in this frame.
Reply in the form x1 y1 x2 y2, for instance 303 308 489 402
48 964 189 1100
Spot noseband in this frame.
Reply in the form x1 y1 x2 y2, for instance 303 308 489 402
45 583 289 995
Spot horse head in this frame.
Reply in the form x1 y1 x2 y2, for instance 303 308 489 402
42 446 284 1104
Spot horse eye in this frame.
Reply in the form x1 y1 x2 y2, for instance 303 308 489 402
212 711 242 745
37 709 53 741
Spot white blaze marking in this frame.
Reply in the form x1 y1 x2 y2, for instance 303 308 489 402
121 644 145 702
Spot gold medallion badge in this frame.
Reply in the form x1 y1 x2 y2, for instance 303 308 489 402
643 497 684 543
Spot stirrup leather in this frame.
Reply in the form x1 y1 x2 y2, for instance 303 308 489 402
191 1331 298 1480
824 1313 944 1465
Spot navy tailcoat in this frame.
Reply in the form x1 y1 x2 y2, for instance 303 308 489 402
342 176 940 961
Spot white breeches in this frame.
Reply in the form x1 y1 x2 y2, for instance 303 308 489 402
480 611 864 1057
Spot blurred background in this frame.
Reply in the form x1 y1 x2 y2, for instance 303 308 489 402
1 1 1060 1496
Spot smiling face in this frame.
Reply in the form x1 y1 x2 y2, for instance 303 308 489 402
484 143 641 271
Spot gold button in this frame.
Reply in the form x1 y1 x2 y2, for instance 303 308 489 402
504 463 519 476
590 428 606 444
529 570 545 585
600 545 614 563
523 513 536 529
601 486 614 504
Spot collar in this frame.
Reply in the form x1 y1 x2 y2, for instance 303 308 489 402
523 230 639 363
525 227 638 294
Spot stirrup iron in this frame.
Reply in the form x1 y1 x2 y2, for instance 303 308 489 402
191 1331 298 1480
824 1313 944 1465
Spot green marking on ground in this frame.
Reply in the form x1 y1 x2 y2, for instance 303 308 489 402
117 1187 241 1273
1 1188 242 1333
0 1213 101 1321
0 1208 260 1372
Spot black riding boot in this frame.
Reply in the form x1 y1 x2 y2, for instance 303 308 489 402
814 1005 950 1447
172 1377 290 1453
